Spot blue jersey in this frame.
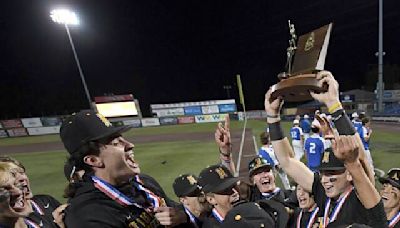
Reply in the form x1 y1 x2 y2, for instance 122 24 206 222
300 119 311 133
304 135 325 171
290 127 302 141
258 146 276 167
360 126 370 150
353 121 363 136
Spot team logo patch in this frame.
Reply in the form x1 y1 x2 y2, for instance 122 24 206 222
96 113 112 127
186 175 197 185
391 171 399 181
305 32 315 51
215 167 227 179
322 152 330 163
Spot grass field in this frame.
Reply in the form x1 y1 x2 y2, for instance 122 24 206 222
2 120 399 202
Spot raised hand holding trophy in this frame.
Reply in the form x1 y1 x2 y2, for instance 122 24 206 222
271 22 333 102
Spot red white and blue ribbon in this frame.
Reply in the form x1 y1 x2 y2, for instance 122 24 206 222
31 200 44 215
24 218 40 228
212 208 225 223
184 206 199 228
323 187 353 227
134 175 165 208
92 176 143 208
389 211 400 228
297 206 319 228
261 187 281 200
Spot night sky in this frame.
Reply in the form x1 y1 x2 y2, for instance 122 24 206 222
1 0 399 118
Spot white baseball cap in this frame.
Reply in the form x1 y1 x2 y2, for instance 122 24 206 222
304 114 309 119
311 120 321 128
293 119 299 124
352 112 359 118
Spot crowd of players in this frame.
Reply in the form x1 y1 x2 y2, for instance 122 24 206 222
0 71 399 227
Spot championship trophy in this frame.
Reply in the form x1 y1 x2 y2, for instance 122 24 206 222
270 21 333 102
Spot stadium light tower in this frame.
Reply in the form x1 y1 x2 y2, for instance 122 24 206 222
50 9 93 110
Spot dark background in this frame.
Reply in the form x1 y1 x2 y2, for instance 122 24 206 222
1 0 399 118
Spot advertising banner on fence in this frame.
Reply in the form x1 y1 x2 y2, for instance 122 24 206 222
184 106 202 115
195 114 228 123
201 105 219 114
159 117 178 125
153 108 185 117
122 119 142 128
41 117 62 126
0 130 8 138
1 119 23 129
0 122 2 129
141 118 160 127
177 116 195 124
7 128 28 137
27 126 60 136
21 118 43 128
218 104 237 113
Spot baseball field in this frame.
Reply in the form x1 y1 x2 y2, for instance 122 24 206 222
0 120 399 202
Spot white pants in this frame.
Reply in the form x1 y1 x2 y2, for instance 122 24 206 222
364 149 375 174
292 140 304 160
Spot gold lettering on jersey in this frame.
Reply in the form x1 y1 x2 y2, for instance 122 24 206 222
215 167 227 179
322 152 330 163
96 113 112 127
187 175 197 185
128 221 139 228
304 32 315 51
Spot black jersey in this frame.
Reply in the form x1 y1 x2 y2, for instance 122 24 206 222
25 195 61 228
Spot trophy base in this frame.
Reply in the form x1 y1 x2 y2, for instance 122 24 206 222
270 74 327 102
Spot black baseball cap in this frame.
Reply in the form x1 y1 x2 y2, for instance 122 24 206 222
317 148 345 171
173 174 202 197
60 110 131 155
198 164 239 193
379 168 400 189
248 156 272 177
221 202 275 228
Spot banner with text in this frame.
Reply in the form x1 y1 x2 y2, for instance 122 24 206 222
27 126 60 136
195 114 228 123
0 130 8 138
159 117 178 125
122 119 142 128
21 118 43 128
184 106 202 115
7 128 28 137
141 118 160 127
153 108 185 117
218 104 237 113
201 105 219 114
41 117 62 126
1 119 23 129
177 116 195 124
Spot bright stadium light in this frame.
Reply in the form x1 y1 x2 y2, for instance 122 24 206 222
50 9 79 25
50 9 93 109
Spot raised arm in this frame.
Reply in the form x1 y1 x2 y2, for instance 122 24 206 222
265 89 314 192
215 115 236 174
310 71 374 183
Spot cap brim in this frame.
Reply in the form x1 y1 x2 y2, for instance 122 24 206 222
178 186 201 197
379 177 400 189
249 164 272 177
317 166 346 171
204 177 240 193
90 125 132 141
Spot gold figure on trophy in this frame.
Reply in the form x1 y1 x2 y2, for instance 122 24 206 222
271 22 333 102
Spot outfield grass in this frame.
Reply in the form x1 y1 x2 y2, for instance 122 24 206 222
4 120 400 202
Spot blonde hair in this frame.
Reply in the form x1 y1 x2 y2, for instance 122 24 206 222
0 162 19 187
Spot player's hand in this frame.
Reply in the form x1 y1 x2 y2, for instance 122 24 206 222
310 71 341 109
52 204 68 228
215 115 231 155
265 87 284 123
332 135 360 164
154 207 187 226
315 114 334 139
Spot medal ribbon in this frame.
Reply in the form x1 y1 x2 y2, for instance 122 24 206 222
212 208 224 223
323 187 353 227
31 200 44 215
297 207 320 228
24 218 40 228
134 175 165 208
389 211 400 228
261 187 281 199
91 176 143 208
184 206 199 228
